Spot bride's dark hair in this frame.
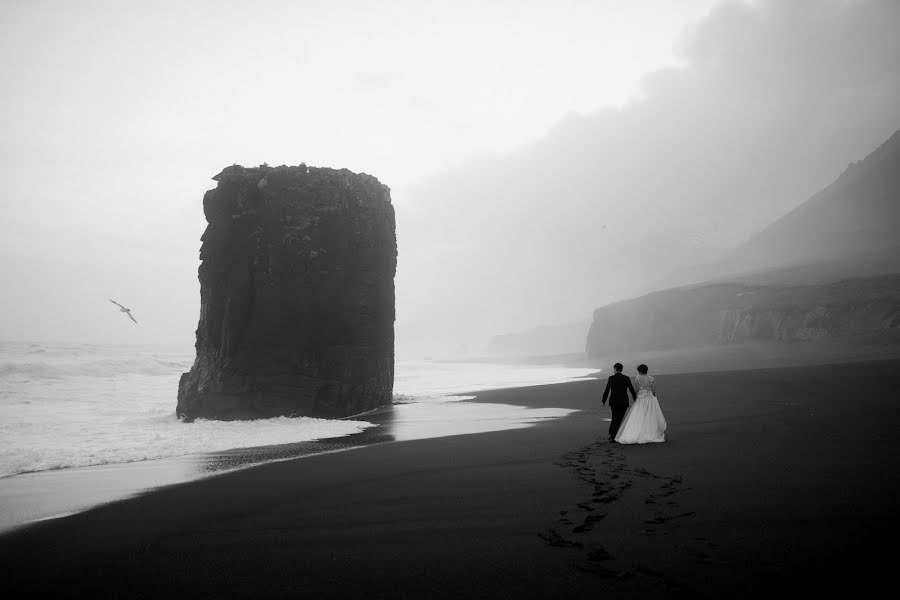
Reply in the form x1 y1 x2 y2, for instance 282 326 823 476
637 364 648 374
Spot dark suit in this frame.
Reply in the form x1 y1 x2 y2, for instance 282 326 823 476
602 372 637 439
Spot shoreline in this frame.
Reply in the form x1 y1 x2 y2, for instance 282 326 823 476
0 388 583 533
1 357 898 596
2 351 896 524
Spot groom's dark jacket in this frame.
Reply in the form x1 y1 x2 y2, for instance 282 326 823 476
602 372 636 408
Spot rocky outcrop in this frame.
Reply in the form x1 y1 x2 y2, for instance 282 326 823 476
177 164 396 420
586 275 900 357
726 129 900 274
664 128 900 288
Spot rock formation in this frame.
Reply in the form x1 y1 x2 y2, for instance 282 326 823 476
667 128 900 287
586 275 900 357
722 128 900 278
177 164 396 420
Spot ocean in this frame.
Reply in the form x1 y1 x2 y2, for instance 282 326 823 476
0 342 596 480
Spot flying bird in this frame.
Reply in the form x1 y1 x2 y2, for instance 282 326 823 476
109 299 138 324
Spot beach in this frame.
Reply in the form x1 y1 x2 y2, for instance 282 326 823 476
1 358 898 598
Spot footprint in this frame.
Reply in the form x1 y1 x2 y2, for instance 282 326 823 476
538 528 583 549
586 545 615 562
592 493 619 504
572 513 607 533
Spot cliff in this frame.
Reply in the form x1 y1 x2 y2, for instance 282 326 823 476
665 128 900 287
586 274 900 357
177 164 397 420
727 129 900 275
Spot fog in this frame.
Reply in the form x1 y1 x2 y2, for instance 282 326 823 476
397 0 900 356
1 0 898 359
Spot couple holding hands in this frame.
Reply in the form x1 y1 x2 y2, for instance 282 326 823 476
602 362 667 444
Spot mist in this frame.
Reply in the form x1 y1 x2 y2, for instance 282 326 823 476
396 0 900 357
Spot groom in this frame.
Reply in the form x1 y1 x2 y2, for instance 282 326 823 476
602 362 636 442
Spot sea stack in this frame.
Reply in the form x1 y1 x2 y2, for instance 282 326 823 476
177 164 396 420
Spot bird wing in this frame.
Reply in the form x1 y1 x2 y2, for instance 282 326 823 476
109 298 126 310
128 312 138 324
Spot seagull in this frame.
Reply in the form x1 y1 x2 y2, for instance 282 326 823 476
109 299 138 324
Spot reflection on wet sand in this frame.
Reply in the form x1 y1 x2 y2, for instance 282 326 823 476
197 401 576 473
0 399 578 532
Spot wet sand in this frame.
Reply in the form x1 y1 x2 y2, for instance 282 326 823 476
0 400 575 532
1 359 898 598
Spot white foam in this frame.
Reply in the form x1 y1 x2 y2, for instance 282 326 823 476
0 343 373 478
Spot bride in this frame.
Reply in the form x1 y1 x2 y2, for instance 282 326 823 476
615 364 666 444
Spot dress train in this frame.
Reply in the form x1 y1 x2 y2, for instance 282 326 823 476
615 389 666 444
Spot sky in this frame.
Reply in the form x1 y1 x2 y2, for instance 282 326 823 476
1 0 898 357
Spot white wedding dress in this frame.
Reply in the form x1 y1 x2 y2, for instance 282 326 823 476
615 374 666 444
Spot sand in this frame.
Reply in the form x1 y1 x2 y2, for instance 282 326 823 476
1 358 898 598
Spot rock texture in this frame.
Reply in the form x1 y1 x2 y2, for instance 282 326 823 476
177 164 396 420
586 275 900 357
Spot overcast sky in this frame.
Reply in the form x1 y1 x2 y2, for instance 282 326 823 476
1 0 898 357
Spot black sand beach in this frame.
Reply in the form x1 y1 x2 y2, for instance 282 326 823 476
2 359 899 598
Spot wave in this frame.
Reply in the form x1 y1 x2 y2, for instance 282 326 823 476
0 413 374 479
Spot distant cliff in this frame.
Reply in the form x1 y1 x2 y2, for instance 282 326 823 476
728 128 900 274
177 164 397 420
663 128 900 288
586 274 900 357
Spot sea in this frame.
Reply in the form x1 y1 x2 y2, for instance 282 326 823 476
0 342 596 527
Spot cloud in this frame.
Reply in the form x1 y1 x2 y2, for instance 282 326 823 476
397 0 900 354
